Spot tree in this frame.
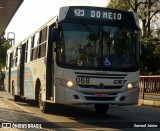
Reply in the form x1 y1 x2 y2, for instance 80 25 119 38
0 37 10 70
107 0 130 10
107 0 160 38
140 39 160 75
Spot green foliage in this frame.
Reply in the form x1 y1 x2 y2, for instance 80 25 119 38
107 0 129 10
107 0 160 37
0 38 10 70
140 38 160 75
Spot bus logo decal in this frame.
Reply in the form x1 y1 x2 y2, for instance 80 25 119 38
99 83 104 89
114 80 127 84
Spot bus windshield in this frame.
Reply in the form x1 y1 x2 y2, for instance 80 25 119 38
57 22 139 71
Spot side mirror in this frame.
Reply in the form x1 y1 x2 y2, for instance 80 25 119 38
51 28 59 42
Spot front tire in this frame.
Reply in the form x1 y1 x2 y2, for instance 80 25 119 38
94 104 109 114
14 95 20 102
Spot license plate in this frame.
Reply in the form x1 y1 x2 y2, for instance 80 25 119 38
94 92 108 97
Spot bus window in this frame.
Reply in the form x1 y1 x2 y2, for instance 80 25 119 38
31 32 39 61
38 27 47 58
10 52 13 68
26 38 31 63
25 40 28 63
15 48 19 66
11 50 17 67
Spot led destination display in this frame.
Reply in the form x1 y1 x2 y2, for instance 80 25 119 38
64 6 133 22
74 9 122 20
58 6 140 29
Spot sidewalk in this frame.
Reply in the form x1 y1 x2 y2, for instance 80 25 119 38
0 85 160 108
138 93 160 108
0 85 13 100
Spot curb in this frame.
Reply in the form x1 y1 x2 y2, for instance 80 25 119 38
138 99 160 108
3 98 33 113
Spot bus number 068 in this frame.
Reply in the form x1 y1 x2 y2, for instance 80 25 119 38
76 77 90 84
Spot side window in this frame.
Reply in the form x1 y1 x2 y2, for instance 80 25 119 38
17 47 21 66
10 52 13 68
31 32 39 61
15 48 18 66
38 27 47 58
30 36 34 61
11 50 15 67
25 38 32 63
25 40 28 63
27 38 32 63
12 48 19 67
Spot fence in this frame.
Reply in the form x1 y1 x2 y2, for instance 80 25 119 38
140 76 160 99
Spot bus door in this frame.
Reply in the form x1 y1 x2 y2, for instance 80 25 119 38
46 25 55 101
19 44 26 96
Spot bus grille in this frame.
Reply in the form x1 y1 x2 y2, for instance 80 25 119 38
78 84 123 89
83 92 117 101
75 72 127 79
85 96 115 101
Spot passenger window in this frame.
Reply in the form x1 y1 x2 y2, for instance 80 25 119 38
26 38 31 63
25 41 28 63
38 27 47 58
31 32 39 61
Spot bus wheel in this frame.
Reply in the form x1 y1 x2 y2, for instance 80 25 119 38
39 101 49 113
94 104 109 114
14 95 20 102
39 88 49 113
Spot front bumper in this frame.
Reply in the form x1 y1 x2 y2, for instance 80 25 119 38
64 87 139 105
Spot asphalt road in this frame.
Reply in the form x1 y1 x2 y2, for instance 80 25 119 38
0 88 160 131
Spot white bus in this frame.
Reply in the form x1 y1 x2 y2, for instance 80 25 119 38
5 6 140 114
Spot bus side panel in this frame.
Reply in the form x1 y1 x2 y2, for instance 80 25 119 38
24 66 34 99
34 59 46 101
10 67 19 95
54 66 66 104
24 60 46 100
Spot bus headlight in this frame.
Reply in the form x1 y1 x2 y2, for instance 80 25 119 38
127 83 133 89
67 81 73 87
127 82 139 89
56 78 74 88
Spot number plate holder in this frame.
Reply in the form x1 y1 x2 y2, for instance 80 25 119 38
94 92 108 97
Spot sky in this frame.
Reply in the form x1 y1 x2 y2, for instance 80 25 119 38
5 0 109 44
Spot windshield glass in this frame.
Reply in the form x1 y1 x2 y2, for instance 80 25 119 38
57 23 139 71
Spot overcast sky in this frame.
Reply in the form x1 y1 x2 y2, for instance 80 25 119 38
5 0 109 43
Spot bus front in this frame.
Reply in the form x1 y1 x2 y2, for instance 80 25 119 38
54 6 140 113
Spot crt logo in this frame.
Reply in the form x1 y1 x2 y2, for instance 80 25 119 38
114 80 127 84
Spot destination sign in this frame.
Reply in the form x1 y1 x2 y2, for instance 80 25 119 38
65 6 131 22
73 9 122 20
59 6 139 29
